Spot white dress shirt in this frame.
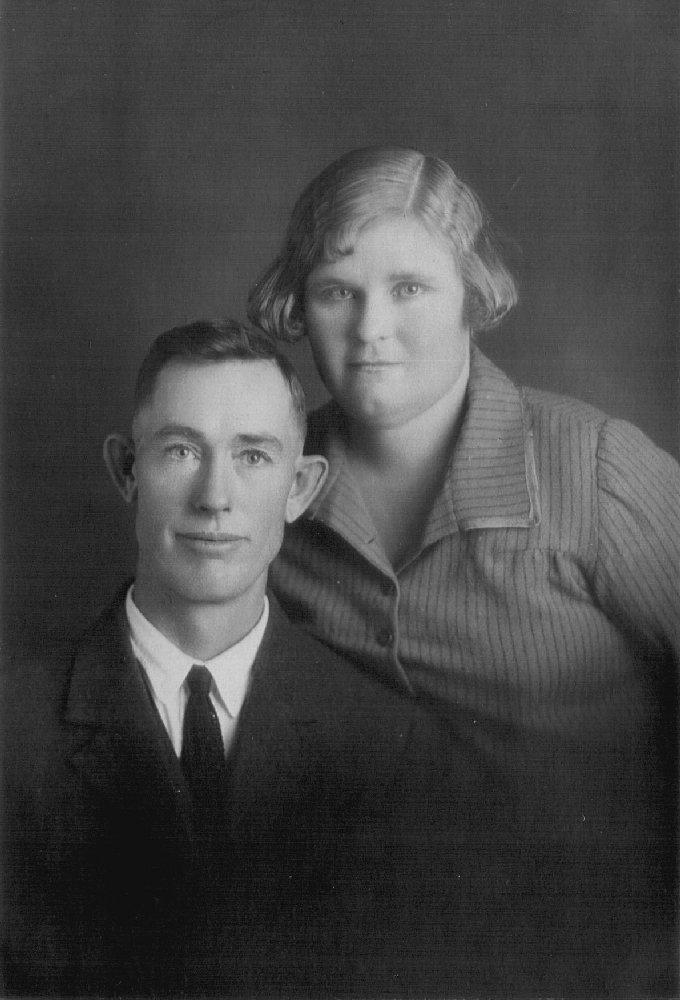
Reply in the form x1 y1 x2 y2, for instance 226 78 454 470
125 585 269 757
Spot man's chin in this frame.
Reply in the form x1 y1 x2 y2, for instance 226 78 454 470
138 574 247 609
172 581 246 606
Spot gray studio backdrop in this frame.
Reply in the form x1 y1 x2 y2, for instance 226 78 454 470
3 0 678 656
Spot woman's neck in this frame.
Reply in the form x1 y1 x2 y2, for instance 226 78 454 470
341 366 469 568
344 361 469 477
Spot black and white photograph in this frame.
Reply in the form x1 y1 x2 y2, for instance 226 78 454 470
2 2 678 996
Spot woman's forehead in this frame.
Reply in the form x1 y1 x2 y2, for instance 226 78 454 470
313 213 457 269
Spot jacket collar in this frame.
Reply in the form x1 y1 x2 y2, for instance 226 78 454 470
63 588 346 841
305 347 540 550
225 594 417 843
66 583 152 727
222 596 333 840
64 583 194 835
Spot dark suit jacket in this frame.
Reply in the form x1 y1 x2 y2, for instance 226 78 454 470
10 587 652 999
4 587 440 997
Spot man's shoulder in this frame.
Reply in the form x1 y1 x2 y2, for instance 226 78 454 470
3 641 74 713
262 594 412 718
3 588 129 735
2 641 76 781
263 592 375 682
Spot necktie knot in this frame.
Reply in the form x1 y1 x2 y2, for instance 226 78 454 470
186 663 213 697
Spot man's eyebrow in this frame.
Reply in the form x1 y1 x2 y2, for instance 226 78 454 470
153 424 205 442
152 426 285 453
234 433 284 454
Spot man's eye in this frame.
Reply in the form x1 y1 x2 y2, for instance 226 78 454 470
394 282 422 298
166 444 195 460
241 449 271 466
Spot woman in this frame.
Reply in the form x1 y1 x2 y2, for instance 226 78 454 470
248 146 679 993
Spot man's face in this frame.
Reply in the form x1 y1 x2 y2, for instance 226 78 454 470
128 358 310 624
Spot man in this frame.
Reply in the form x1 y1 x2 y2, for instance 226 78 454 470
3 320 435 997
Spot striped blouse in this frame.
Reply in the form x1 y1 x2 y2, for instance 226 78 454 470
272 347 679 723
270 345 680 988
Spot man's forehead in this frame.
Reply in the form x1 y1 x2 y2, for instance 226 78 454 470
134 358 299 439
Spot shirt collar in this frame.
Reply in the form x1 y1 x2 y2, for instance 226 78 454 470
305 346 540 539
444 346 540 530
125 586 269 718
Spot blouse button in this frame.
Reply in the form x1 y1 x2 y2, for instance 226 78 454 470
376 628 393 647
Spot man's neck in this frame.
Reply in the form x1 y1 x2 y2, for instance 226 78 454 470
131 584 266 661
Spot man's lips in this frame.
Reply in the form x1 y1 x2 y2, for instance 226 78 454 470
177 531 246 545
347 360 400 369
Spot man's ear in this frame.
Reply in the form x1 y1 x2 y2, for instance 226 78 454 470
285 454 329 523
103 434 138 503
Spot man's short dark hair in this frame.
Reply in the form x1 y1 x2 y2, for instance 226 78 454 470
134 319 308 439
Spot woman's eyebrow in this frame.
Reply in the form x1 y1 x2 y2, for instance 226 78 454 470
386 270 432 282
307 267 435 288
305 272 352 287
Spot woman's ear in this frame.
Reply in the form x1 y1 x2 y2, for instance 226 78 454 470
103 434 137 503
285 454 329 523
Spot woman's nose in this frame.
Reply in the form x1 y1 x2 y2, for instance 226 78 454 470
351 295 391 344
192 456 234 512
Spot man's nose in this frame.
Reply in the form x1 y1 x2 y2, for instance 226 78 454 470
352 294 391 344
192 455 234 512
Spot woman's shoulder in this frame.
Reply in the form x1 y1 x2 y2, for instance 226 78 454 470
475 348 672 461
469 347 612 437
472 350 679 510
521 382 678 472
511 376 680 546
521 383 609 427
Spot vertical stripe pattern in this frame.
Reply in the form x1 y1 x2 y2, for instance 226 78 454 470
270 349 680 741
270 346 679 989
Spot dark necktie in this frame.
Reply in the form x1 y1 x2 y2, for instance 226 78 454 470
180 664 227 830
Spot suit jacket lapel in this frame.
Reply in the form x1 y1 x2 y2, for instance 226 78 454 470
225 595 416 847
223 599 317 842
63 588 417 853
63 588 194 840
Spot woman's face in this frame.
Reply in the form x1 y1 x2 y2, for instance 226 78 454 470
304 215 470 431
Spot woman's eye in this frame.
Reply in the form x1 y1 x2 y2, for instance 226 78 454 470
394 282 422 298
323 286 354 301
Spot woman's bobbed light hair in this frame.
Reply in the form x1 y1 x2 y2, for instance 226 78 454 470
248 146 518 342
